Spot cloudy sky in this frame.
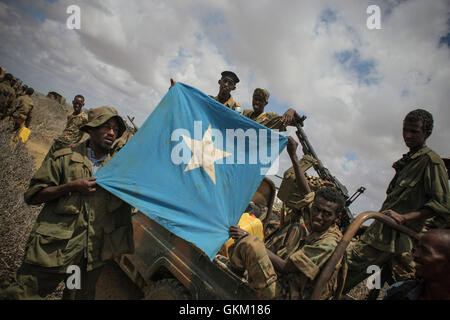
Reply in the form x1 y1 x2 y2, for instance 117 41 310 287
1 0 449 217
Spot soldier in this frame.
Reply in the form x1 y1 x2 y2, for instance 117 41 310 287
18 84 28 97
272 113 334 243
227 137 346 300
0 106 134 300
267 165 335 257
344 109 450 294
51 95 88 151
384 229 450 300
5 87 34 132
209 71 242 111
242 88 302 131
168 71 241 111
12 78 22 98
0 73 16 118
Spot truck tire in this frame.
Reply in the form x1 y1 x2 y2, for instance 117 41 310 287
144 279 191 300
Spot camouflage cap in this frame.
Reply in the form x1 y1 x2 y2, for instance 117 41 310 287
253 88 270 103
80 106 126 137
221 71 240 84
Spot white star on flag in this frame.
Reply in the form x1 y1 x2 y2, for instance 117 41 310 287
182 125 231 184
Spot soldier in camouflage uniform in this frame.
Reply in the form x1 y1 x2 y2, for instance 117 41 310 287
0 73 16 118
268 144 335 247
0 106 134 300
4 87 34 132
243 88 302 131
228 137 346 300
17 84 28 97
168 71 241 111
12 78 22 99
344 109 450 294
209 71 242 111
48 95 88 154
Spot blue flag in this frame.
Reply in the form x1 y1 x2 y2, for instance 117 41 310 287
96 82 288 260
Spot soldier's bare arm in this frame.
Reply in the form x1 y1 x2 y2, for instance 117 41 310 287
30 177 97 204
229 225 248 240
266 249 297 274
281 108 301 126
382 207 434 225
287 136 312 197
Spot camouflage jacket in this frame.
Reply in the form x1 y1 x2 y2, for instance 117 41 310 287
55 112 88 145
23 140 134 272
242 110 287 131
210 95 241 111
0 82 15 112
265 192 316 257
361 146 450 253
284 222 343 300
9 95 34 126
277 155 320 211
268 192 344 300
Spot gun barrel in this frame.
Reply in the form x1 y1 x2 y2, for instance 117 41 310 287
296 124 320 161
346 187 366 206
127 115 139 132
293 117 354 227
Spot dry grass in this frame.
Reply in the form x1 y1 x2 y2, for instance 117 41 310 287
0 123 40 292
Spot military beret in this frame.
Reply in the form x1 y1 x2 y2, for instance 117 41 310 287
221 71 240 84
80 106 126 137
253 88 270 103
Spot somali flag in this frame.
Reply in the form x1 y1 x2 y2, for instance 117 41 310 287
95 82 288 259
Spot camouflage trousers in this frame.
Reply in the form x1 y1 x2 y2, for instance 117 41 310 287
343 240 415 294
0 258 104 300
228 235 288 299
